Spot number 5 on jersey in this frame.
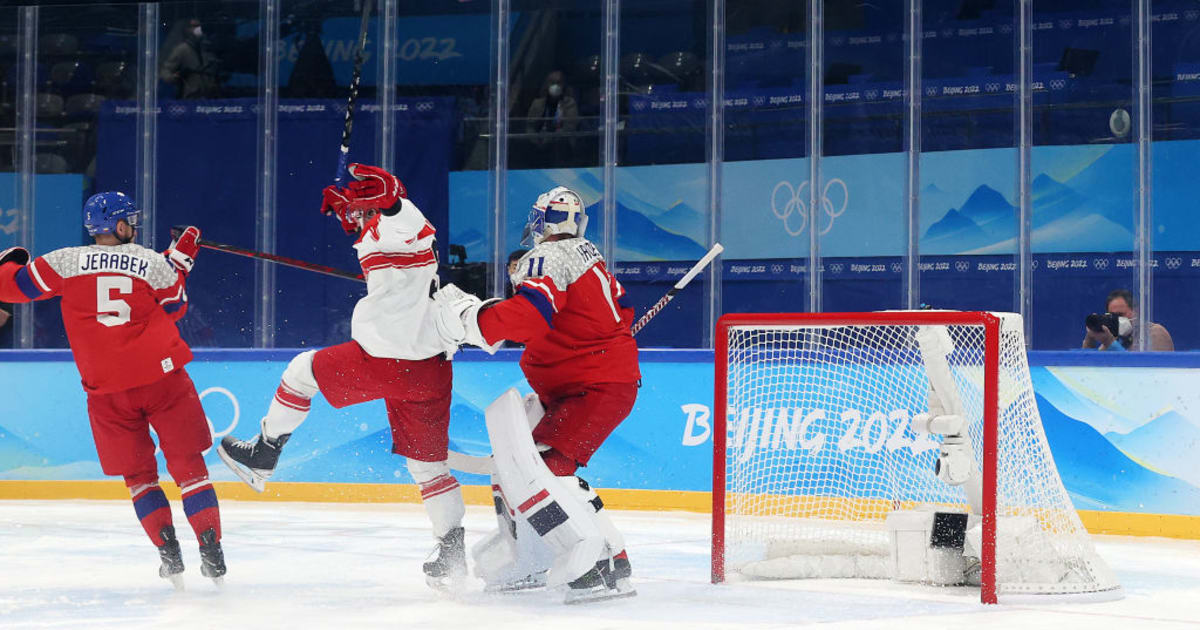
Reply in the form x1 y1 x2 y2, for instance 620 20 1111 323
97 275 132 327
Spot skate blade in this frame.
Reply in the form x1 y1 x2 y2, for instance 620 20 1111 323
209 576 225 588
484 574 549 594
563 585 637 605
564 576 636 605
216 445 266 493
425 573 468 593
166 573 185 591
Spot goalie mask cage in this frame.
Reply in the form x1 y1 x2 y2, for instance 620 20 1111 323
711 311 1122 604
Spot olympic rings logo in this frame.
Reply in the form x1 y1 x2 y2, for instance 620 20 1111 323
770 178 849 237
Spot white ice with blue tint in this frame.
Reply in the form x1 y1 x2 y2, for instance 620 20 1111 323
1 500 1197 629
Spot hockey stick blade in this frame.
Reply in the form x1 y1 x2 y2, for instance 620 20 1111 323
630 242 724 336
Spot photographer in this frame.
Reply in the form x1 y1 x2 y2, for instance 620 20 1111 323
1082 289 1174 352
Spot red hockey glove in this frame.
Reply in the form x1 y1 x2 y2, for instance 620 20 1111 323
321 184 359 234
165 226 201 274
345 163 407 212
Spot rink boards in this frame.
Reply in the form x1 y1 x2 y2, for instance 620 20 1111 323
0 348 1197 539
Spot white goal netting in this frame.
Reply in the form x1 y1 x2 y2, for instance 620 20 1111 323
718 312 1120 601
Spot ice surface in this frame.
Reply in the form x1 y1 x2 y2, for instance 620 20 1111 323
1 500 1197 629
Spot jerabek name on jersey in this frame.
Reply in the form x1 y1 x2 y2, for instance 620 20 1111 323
79 251 152 279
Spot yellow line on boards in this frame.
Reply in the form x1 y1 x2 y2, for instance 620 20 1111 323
1 481 1195 539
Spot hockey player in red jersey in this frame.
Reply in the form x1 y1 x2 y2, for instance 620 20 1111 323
434 186 639 603
217 163 468 589
0 192 224 588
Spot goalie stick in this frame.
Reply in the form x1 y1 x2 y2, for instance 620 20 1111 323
333 0 374 186
630 242 724 335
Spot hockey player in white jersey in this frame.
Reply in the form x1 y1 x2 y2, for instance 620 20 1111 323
434 186 640 603
217 164 467 589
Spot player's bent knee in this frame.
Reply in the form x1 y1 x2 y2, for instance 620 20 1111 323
282 349 320 398
406 457 452 483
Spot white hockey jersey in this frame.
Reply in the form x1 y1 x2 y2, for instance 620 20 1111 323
350 198 448 360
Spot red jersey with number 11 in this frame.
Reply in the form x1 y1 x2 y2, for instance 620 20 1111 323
477 237 639 397
0 243 192 394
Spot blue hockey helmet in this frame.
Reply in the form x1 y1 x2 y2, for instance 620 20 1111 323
83 192 140 236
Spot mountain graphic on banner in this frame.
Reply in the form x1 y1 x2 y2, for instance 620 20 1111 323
922 184 1014 253
585 201 708 262
0 425 61 473
1107 409 1200 488
1037 393 1200 515
921 166 1136 255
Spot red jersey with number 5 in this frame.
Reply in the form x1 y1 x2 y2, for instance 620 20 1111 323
0 243 192 394
477 237 639 397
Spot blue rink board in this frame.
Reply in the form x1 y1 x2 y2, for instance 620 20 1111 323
0 348 1198 517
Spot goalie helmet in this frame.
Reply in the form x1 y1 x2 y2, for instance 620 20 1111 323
522 186 587 246
83 191 140 236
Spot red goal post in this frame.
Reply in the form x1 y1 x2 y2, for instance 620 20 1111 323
711 311 1119 605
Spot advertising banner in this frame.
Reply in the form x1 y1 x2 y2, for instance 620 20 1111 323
1 350 1197 520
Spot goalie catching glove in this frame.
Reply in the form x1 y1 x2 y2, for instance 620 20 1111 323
320 163 408 234
164 226 201 274
432 283 502 354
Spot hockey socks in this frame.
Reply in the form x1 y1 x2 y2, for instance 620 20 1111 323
262 350 320 439
180 478 221 544
408 459 465 538
128 480 174 547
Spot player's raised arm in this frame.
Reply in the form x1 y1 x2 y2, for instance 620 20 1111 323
0 247 61 303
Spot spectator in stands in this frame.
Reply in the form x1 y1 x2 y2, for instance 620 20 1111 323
523 70 580 167
526 70 579 136
506 249 528 299
1082 289 1174 352
160 18 220 99
0 304 10 330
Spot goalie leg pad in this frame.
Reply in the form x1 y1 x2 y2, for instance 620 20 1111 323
485 388 609 588
262 350 319 440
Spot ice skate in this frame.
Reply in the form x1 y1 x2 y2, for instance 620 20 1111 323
564 555 635 605
157 525 185 591
198 528 226 586
484 570 548 593
423 526 467 591
217 430 290 492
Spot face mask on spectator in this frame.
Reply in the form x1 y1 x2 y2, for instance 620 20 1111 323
548 83 563 98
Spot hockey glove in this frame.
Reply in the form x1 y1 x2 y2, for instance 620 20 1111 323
432 283 476 349
345 163 408 214
165 226 201 274
320 184 361 234
0 246 30 267
433 284 503 355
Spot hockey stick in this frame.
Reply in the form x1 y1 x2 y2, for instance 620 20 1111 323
630 242 724 336
333 0 374 186
170 229 365 283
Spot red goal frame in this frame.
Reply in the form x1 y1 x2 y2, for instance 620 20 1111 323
711 311 1002 604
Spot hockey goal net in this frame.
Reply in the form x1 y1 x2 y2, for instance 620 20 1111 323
711 311 1121 604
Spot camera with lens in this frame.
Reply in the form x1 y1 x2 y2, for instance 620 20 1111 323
1085 312 1131 338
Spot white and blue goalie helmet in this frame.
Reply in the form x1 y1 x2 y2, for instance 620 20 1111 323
522 186 587 246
